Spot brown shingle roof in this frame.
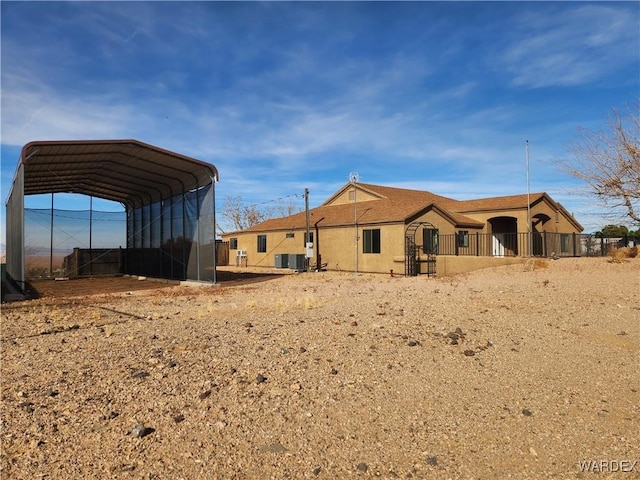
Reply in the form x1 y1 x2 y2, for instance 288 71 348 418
455 192 546 212
239 183 582 233
243 183 475 232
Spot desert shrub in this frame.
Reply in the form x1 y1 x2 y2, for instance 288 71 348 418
523 258 549 271
608 247 634 263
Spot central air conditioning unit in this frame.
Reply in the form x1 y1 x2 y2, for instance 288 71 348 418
274 253 289 268
236 250 247 257
288 253 306 271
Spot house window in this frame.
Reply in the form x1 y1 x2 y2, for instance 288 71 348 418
457 231 469 248
423 228 439 254
286 233 295 238
303 232 314 247
363 228 381 254
560 234 569 253
257 234 267 253
229 237 238 250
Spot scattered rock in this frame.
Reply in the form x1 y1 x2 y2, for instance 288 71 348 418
131 423 154 438
256 373 268 384
463 349 475 356
522 408 533 417
446 328 466 345
356 462 368 472
313 466 322 475
407 340 419 347
173 414 185 423
18 401 34 413
330 367 339 375
259 443 287 453
425 455 438 466
199 389 212 400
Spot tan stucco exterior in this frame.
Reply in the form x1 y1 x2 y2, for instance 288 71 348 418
223 183 583 276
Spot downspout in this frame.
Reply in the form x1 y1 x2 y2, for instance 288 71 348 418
314 217 325 271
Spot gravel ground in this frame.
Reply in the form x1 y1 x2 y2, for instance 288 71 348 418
1 257 639 479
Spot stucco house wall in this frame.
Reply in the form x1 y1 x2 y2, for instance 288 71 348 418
223 183 583 276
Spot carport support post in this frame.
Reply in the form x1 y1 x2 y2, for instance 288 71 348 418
49 192 54 278
182 192 187 279
196 187 201 282
89 196 93 276
211 174 217 284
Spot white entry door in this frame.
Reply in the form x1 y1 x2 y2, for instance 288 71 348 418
492 234 505 257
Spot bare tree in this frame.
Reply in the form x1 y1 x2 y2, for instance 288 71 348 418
220 195 268 232
562 100 640 226
270 197 302 218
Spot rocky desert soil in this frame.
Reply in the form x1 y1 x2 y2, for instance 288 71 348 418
1 257 639 479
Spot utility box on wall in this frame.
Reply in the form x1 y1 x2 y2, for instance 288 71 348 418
274 254 289 269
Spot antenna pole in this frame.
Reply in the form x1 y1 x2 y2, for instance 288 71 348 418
305 188 310 272
526 140 532 257
349 172 359 275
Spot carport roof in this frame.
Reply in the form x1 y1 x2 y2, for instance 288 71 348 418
17 139 218 208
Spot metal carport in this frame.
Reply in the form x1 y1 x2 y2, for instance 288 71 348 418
5 139 219 292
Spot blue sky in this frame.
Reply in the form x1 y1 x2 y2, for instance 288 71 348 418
2 1 639 245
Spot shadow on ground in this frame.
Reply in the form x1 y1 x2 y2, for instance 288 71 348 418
24 270 287 299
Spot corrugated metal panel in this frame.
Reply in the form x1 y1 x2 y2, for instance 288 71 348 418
19 139 218 208
6 163 25 287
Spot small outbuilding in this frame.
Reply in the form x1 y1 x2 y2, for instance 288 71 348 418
5 139 219 293
222 182 584 276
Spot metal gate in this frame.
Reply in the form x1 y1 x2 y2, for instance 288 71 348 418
405 221 436 277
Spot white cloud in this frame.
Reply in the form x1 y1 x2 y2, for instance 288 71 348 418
500 4 638 88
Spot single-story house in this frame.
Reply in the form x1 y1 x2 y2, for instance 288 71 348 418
222 182 584 276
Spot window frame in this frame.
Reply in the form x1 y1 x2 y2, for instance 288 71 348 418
457 230 469 248
363 228 381 254
423 228 439 255
560 233 569 253
257 234 267 253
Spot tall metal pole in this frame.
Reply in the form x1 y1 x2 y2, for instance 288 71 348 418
349 172 359 275
526 140 532 257
305 188 310 272
354 184 358 275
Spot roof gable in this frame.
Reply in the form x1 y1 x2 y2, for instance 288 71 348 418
321 183 386 206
